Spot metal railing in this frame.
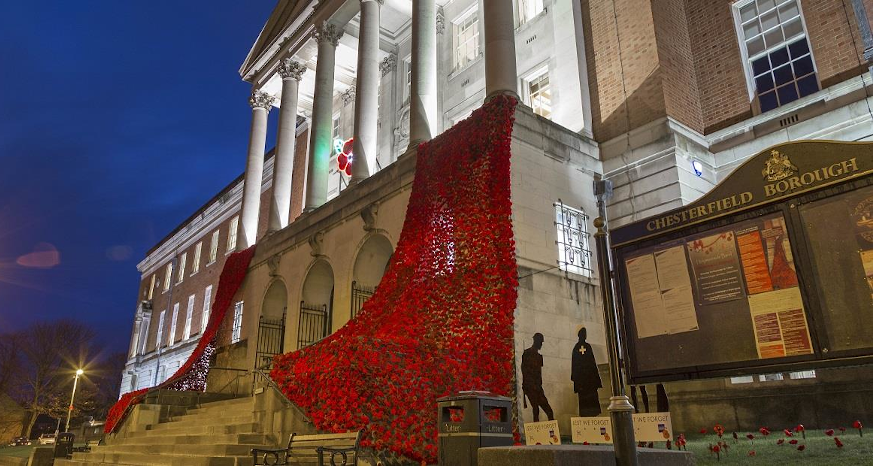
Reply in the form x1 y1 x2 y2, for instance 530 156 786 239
297 302 329 349
350 281 375 320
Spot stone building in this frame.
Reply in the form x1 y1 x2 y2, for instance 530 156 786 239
121 0 873 436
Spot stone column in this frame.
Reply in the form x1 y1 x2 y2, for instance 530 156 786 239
239 90 275 250
409 0 437 144
350 0 383 184
268 58 307 232
483 0 519 99
305 24 343 211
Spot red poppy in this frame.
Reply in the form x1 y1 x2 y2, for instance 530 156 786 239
777 439 784 445
794 424 804 432
789 439 798 445
759 427 770 436
835 437 843 448
746 434 755 440
797 445 806 451
700 428 708 434
825 429 834 436
748 450 756 456
783 429 793 437
853 420 863 429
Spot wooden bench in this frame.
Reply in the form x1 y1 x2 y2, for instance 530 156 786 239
251 431 362 466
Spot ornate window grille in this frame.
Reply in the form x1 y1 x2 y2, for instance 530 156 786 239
554 200 592 277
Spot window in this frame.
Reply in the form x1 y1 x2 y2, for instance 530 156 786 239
332 115 341 141
177 253 187 284
228 216 240 252
156 311 165 349
202 285 213 333
209 230 219 263
139 318 150 355
453 11 480 71
517 0 545 26
789 370 816 379
759 373 784 382
729 375 755 384
404 59 412 103
526 68 551 119
192 242 202 275
734 0 818 113
554 201 592 277
147 274 155 300
169 303 179 345
231 301 244 344
183 294 195 340
163 263 173 292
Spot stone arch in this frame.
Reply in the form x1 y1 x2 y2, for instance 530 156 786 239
298 259 335 348
261 279 288 320
350 233 394 319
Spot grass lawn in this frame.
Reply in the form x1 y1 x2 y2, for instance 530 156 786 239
677 430 873 465
0 445 35 458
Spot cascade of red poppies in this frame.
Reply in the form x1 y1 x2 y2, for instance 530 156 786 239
270 95 519 463
105 246 257 434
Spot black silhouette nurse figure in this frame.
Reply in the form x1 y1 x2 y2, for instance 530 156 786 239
571 327 602 416
521 333 554 422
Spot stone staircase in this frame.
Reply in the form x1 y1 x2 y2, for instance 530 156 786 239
56 397 272 466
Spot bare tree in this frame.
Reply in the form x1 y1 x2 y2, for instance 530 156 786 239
0 335 19 396
11 320 95 437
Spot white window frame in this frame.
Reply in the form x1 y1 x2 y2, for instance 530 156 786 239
177 253 187 284
209 230 219 264
163 263 173 292
156 311 165 349
169 303 179 346
524 65 551 119
554 201 592 278
231 301 244 344
403 58 412 103
147 274 156 300
228 216 240 252
452 8 481 72
517 0 545 26
192 242 202 275
202 285 213 333
731 0 818 106
184 294 195 340
139 317 150 355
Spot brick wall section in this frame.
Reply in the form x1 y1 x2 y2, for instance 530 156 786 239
804 0 868 88
290 127 310 222
652 0 704 133
581 0 668 142
686 1 752 133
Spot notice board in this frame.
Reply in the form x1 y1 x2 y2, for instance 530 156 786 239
610 141 873 383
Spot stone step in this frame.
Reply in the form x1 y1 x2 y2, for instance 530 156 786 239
120 432 270 445
184 403 252 417
186 397 252 413
58 451 254 466
162 412 253 427
142 422 262 437
96 442 263 457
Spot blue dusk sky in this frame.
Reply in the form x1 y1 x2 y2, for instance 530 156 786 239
0 2 277 353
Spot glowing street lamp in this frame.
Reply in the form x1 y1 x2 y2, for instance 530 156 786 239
64 369 84 433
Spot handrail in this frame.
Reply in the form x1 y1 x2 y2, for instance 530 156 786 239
209 367 251 397
251 368 311 423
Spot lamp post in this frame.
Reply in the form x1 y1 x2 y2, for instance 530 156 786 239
65 369 84 433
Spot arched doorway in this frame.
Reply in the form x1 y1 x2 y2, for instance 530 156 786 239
298 260 334 349
351 234 394 319
256 280 287 369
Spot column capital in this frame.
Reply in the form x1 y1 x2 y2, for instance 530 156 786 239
341 86 357 106
436 6 445 35
314 23 343 47
361 0 384 4
379 53 398 76
278 58 307 80
249 90 276 111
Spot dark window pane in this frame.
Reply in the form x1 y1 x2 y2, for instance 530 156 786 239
788 39 809 59
760 91 779 112
797 74 819 97
778 83 799 105
770 47 790 67
752 56 771 76
774 64 794 86
756 73 775 92
793 56 814 77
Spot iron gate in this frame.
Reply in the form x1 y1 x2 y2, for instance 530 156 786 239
298 302 329 349
255 312 285 370
350 280 375 319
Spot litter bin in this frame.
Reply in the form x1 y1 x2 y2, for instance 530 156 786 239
54 432 74 458
437 391 513 466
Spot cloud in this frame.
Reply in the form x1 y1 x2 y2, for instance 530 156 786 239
16 242 60 269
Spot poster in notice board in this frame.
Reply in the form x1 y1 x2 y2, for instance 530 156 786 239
621 213 813 374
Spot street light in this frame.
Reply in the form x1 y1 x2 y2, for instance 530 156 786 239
64 369 84 433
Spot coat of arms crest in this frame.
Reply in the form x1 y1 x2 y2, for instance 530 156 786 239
762 150 798 182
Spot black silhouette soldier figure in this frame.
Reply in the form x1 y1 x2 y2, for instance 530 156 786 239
521 333 554 422
571 327 602 416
